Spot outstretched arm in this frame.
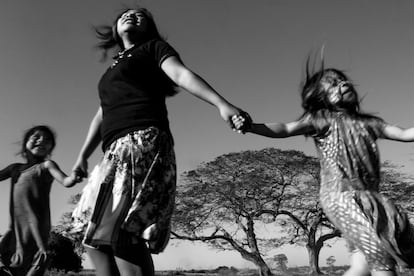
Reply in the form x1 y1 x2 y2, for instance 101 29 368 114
0 164 14 182
233 115 314 138
161 56 243 129
44 160 82 187
72 107 103 177
251 121 314 138
382 124 414 142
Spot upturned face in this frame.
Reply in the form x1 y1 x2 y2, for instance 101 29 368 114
25 130 54 158
116 9 148 38
320 71 356 106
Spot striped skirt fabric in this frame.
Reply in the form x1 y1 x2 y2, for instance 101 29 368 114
320 187 414 271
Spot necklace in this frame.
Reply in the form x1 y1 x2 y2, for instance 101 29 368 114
111 45 136 68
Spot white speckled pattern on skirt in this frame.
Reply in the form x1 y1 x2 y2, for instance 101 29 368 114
72 127 176 254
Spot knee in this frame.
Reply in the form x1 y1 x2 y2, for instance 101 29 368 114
345 266 371 276
346 263 370 276
86 247 119 276
347 252 370 276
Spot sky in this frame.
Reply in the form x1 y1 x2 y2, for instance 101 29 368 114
1 0 414 271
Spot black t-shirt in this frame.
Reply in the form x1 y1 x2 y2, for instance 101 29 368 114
98 39 179 150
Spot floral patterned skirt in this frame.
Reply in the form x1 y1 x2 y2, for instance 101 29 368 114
72 127 176 254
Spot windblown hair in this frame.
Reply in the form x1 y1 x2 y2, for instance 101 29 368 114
299 56 380 133
20 125 56 159
94 6 165 60
301 58 360 114
94 6 179 97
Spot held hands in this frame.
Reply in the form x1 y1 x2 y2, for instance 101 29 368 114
232 112 252 133
218 104 252 133
62 170 84 188
71 169 85 184
72 157 88 179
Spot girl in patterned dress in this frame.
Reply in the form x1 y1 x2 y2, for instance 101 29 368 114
71 6 246 276
0 125 82 276
232 67 414 275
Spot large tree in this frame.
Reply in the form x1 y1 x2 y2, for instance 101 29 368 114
380 161 414 222
273 195 340 275
54 150 414 275
172 148 339 276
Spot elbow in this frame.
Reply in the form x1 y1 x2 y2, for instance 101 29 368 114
269 128 290 138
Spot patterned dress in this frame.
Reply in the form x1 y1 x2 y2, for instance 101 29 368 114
314 112 414 271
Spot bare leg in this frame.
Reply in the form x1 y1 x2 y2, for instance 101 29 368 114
115 257 143 276
114 240 154 276
86 247 120 276
343 251 370 276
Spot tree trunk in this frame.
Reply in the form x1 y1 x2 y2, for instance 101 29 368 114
244 218 274 276
307 245 323 276
246 255 274 276
256 261 274 276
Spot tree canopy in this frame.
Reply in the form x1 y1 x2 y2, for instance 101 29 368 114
172 148 337 275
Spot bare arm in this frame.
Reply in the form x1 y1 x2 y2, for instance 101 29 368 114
44 160 81 187
382 124 414 142
72 107 103 177
0 164 15 182
249 120 315 138
161 56 242 126
233 114 314 138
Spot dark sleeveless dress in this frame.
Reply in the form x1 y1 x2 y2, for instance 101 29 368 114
0 162 53 276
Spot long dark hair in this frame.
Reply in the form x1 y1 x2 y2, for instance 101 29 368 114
301 58 360 114
20 125 56 159
94 6 165 60
299 57 380 132
93 6 179 97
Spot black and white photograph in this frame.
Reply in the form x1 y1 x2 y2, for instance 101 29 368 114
0 1 414 275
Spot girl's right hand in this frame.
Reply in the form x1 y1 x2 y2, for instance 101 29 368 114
232 112 252 133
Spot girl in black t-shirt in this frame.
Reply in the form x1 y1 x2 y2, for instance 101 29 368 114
71 6 250 276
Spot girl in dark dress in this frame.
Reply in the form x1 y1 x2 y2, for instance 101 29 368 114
0 125 82 276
